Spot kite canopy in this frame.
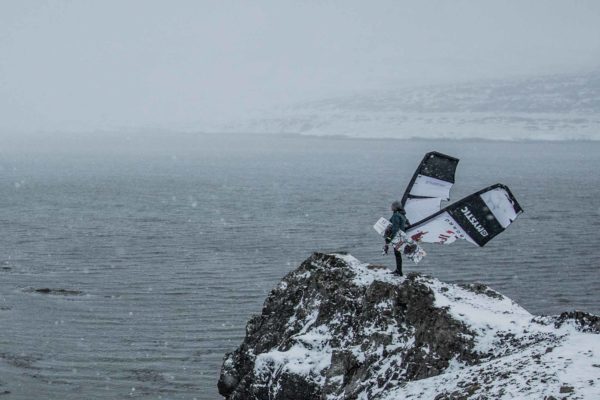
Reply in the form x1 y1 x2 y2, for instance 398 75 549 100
401 152 460 225
394 151 523 247
405 183 523 247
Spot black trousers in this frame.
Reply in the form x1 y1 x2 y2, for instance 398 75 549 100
393 249 403 275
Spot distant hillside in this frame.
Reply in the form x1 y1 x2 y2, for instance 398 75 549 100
221 71 600 140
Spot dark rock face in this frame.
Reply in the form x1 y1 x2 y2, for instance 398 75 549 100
218 253 478 399
554 311 600 333
458 282 504 300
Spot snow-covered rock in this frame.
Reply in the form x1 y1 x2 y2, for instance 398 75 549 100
218 253 600 399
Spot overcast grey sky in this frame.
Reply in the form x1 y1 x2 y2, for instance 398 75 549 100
1 0 599 134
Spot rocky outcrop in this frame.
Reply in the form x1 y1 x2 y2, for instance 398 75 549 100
218 253 600 399
25 288 84 296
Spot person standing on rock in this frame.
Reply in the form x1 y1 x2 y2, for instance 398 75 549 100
383 201 409 275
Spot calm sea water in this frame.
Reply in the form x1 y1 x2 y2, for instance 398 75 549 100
1 134 599 399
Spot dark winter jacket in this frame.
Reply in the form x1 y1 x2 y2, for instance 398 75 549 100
385 210 408 243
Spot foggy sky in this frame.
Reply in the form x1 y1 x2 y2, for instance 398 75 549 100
1 0 599 134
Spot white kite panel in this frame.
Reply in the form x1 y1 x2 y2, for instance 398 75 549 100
406 212 477 245
409 175 453 199
405 197 442 225
480 188 519 228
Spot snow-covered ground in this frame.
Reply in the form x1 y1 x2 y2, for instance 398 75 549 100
386 274 600 399
342 254 600 399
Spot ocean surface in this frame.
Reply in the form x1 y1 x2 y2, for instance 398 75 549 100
1 133 599 399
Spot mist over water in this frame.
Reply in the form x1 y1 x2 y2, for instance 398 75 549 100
1 134 599 399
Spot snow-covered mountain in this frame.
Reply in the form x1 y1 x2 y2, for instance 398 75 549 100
218 253 600 399
221 71 600 140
